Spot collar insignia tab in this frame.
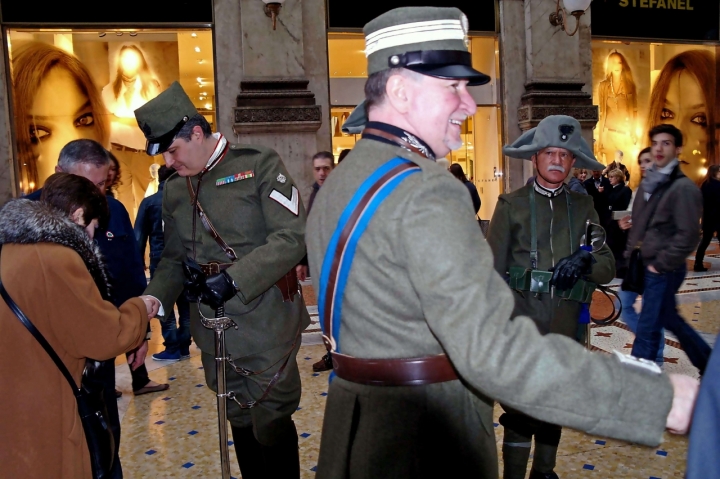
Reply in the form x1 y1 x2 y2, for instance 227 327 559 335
216 170 254 186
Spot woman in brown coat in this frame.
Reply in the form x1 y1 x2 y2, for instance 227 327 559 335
0 173 153 479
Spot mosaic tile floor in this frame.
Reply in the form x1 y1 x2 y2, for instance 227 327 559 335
116 249 719 478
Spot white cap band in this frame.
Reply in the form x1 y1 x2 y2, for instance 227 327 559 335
365 19 466 57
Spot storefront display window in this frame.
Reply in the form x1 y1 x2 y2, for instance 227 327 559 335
7 28 216 219
328 34 502 218
592 40 718 186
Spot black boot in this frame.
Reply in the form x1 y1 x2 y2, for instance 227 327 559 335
694 262 709 272
528 470 559 479
530 426 562 479
502 429 532 479
231 421 300 479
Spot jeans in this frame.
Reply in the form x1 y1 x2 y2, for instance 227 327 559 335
618 287 664 363
160 294 191 354
150 261 191 354
631 265 711 373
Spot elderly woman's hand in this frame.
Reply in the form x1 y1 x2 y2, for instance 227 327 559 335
140 295 160 319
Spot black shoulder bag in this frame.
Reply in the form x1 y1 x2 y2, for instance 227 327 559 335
0 280 115 478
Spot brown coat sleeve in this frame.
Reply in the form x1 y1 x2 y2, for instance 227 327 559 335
30 244 148 361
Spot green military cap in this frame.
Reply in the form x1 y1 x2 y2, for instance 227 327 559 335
134 81 199 156
364 6 490 86
503 115 605 170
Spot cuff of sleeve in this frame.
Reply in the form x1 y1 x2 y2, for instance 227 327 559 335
147 295 165 316
586 355 673 446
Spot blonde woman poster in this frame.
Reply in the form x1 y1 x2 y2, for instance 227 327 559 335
647 49 717 184
102 44 162 220
12 42 110 193
597 51 638 168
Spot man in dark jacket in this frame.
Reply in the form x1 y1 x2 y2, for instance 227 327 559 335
625 124 711 373
584 169 611 224
26 139 166 479
135 166 192 362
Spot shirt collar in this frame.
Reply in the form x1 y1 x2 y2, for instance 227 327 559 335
534 180 565 198
204 133 228 172
362 121 436 160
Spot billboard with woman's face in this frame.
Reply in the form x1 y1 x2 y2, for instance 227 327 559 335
593 42 719 186
8 30 215 220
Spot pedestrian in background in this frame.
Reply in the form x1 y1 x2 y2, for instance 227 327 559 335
568 168 588 194
449 163 480 214
694 164 720 272
135 165 192 362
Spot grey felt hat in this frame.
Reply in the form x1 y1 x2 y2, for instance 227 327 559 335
134 81 199 156
502 115 604 170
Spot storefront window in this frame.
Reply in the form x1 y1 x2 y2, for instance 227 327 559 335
327 34 502 218
592 40 719 186
7 28 216 219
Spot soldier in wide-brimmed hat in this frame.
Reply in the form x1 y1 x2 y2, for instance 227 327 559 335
488 115 615 479
306 7 696 479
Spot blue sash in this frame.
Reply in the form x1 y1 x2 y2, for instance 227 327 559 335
318 157 421 354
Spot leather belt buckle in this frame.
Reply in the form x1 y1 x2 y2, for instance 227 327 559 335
201 261 225 275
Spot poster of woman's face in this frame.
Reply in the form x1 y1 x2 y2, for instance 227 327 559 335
593 43 719 185
10 34 180 194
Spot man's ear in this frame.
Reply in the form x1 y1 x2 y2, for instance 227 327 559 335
55 165 63 173
71 207 85 226
531 154 538 170
193 125 204 140
384 73 411 114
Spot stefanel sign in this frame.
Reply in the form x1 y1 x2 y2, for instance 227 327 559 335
591 0 719 41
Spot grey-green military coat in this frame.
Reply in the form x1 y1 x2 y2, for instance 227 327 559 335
307 138 672 478
487 184 615 340
145 144 310 440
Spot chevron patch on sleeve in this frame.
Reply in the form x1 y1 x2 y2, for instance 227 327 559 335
269 186 299 216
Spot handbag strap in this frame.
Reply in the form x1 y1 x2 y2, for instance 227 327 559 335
0 280 81 396
318 157 421 353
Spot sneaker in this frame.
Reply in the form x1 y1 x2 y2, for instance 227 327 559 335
152 349 181 362
312 353 333 372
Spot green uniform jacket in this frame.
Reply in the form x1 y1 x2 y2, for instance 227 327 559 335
307 138 672 477
487 184 615 339
145 143 310 360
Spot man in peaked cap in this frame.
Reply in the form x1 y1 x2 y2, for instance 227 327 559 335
136 81 309 478
305 7 699 479
487 115 615 479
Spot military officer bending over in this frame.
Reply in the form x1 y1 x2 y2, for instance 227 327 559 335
488 115 614 479
137 82 309 478
306 6 698 479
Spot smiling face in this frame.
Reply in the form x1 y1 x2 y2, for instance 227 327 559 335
660 70 707 170
28 67 102 182
404 75 477 157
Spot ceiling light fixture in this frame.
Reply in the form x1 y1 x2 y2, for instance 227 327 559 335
194 46 201 53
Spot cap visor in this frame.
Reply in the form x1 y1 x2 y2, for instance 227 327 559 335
145 130 178 156
407 64 491 86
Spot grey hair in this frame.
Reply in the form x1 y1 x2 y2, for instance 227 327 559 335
175 114 212 142
364 68 424 113
57 139 111 171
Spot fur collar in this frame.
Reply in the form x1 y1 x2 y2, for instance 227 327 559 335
0 199 111 299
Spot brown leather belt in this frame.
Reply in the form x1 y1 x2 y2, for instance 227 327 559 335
330 352 458 386
198 263 299 302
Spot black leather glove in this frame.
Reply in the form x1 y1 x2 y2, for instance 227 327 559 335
182 258 206 302
200 271 237 310
550 248 596 291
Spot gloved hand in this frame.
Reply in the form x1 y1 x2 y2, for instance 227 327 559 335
550 248 596 291
182 258 206 302
200 271 237 310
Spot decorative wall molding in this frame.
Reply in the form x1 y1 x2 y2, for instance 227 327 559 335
233 78 323 134
517 81 598 131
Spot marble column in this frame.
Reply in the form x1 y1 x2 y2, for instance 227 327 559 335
0 39 17 204
499 0 597 192
214 0 331 206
